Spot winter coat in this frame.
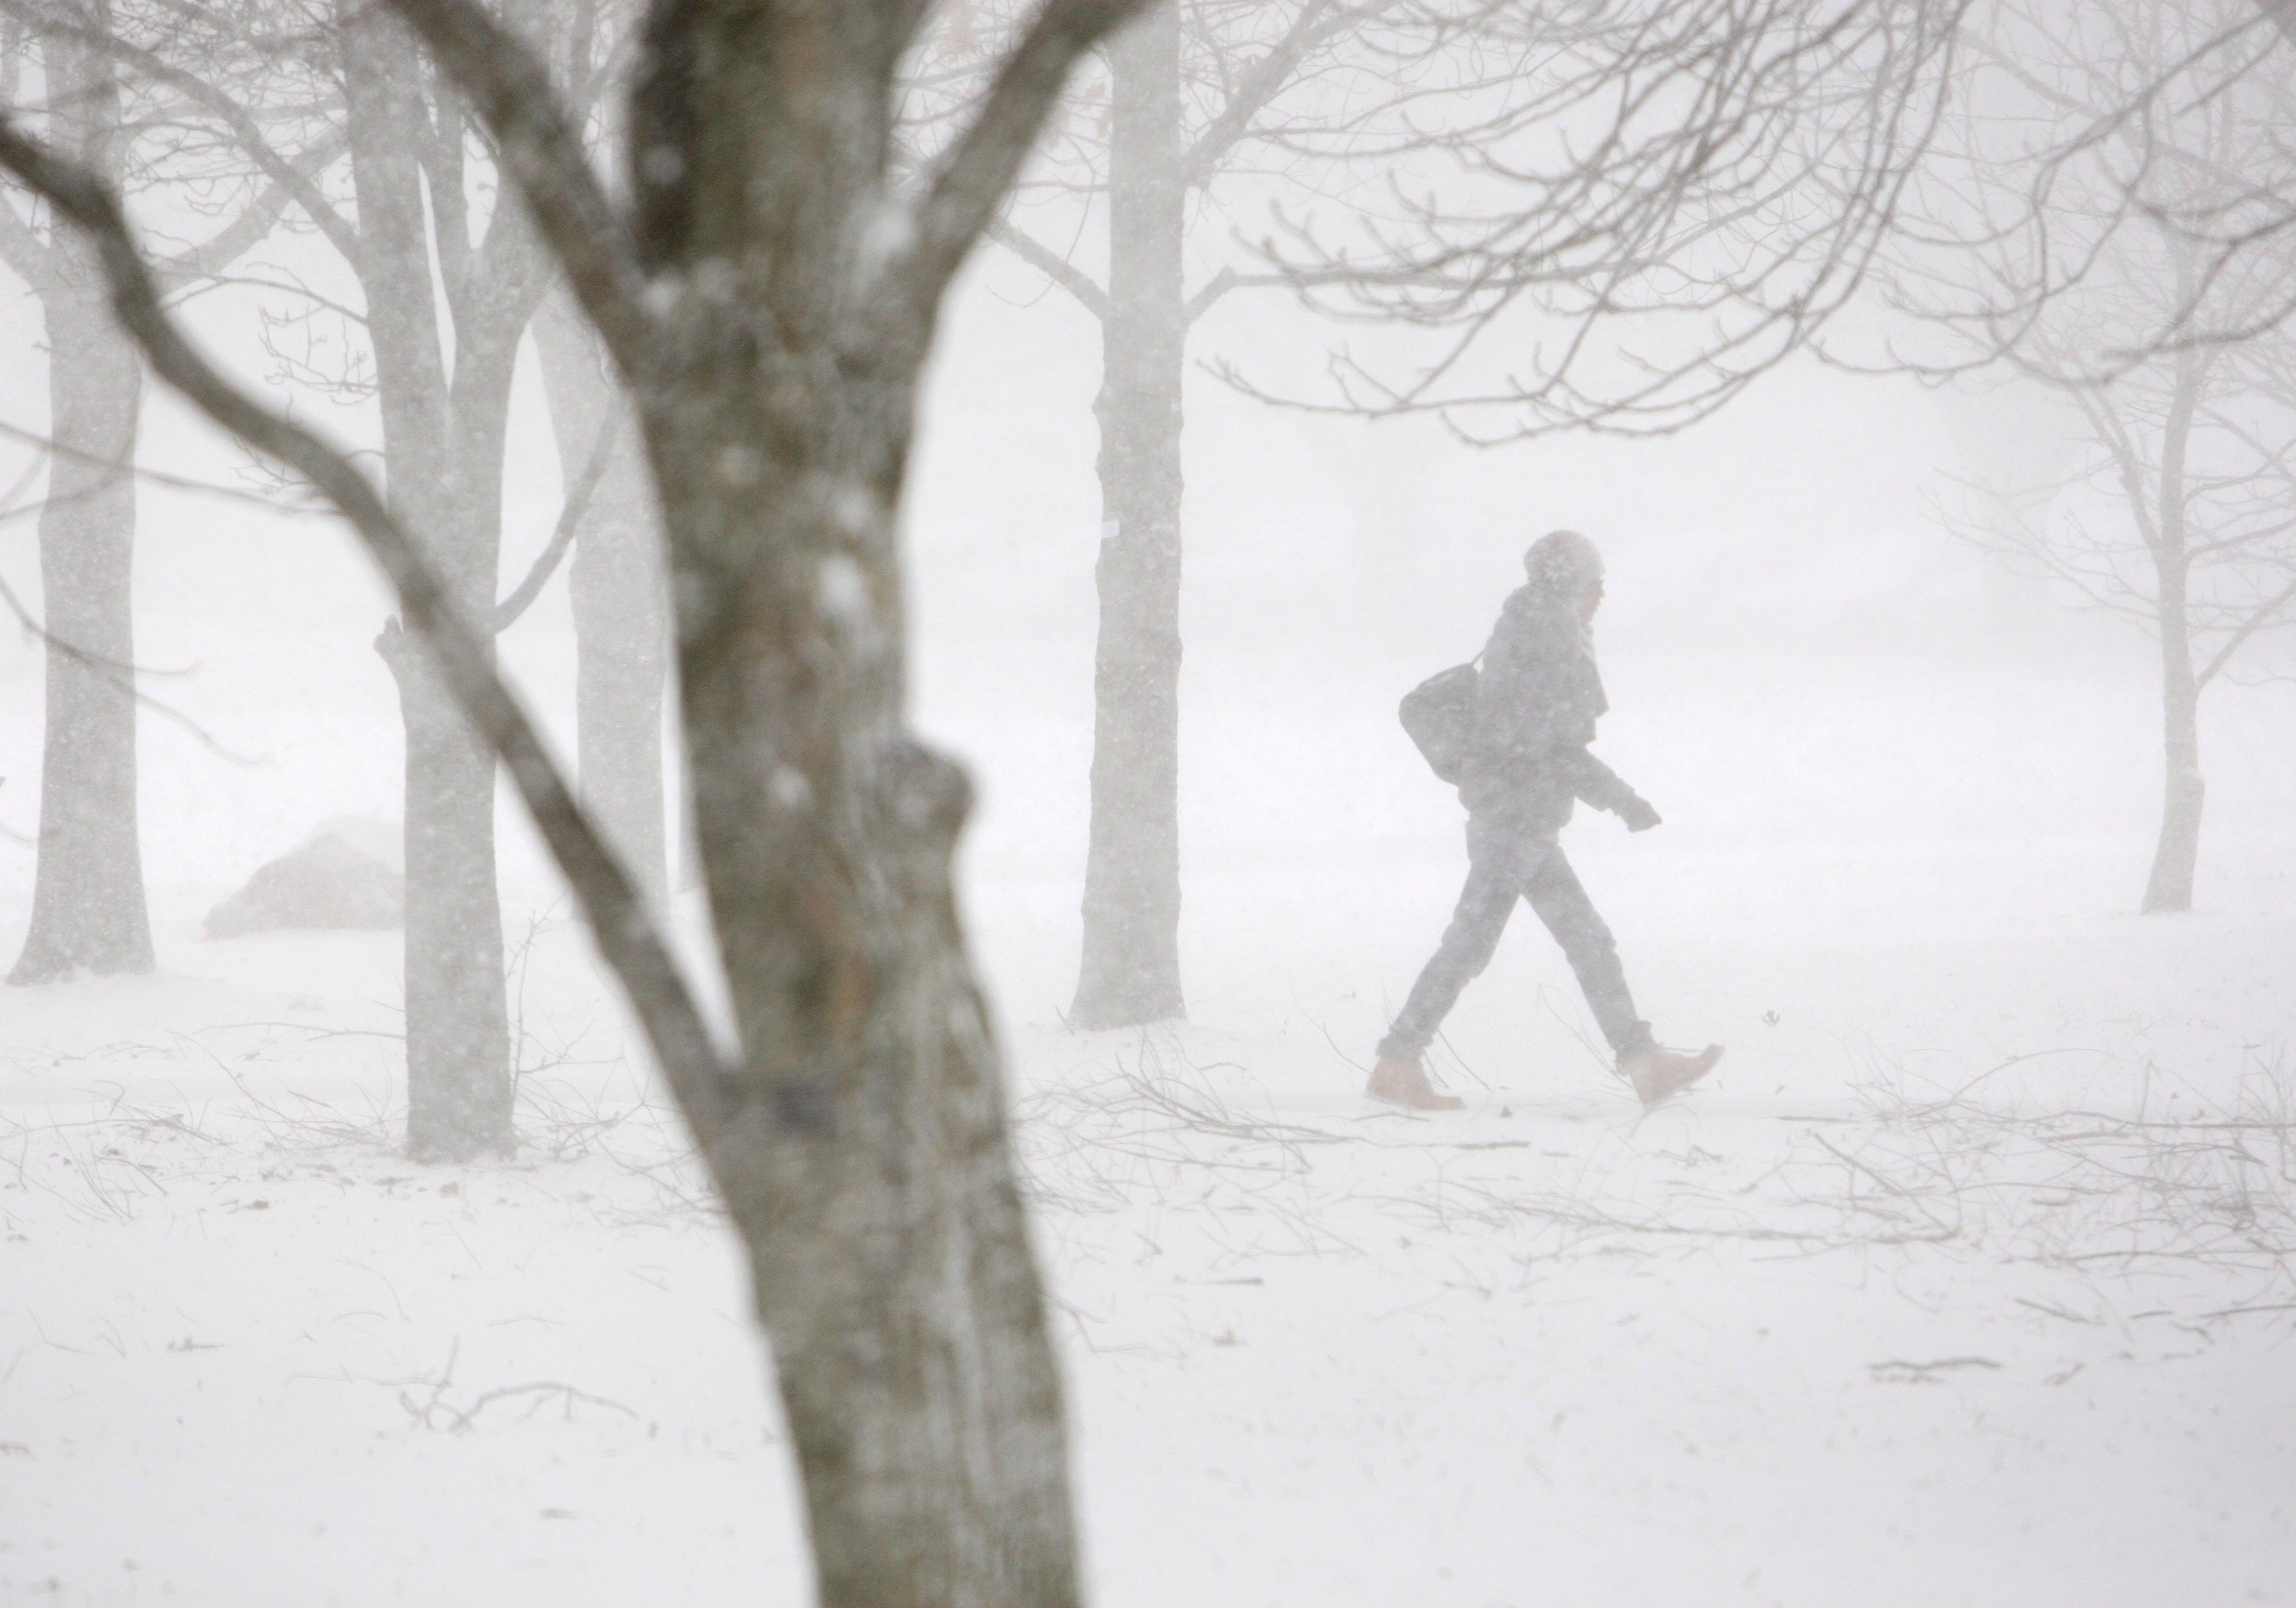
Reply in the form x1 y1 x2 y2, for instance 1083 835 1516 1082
1458 583 1639 837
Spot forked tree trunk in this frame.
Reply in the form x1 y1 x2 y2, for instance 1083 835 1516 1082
343 0 512 1159
9 32 153 986
532 286 669 903
2141 566 2204 914
621 7 1093 1599
1072 0 1186 1028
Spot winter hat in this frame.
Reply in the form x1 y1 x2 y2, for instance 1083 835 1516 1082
1524 529 1604 596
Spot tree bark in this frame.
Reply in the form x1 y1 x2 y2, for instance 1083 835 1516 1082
1072 0 1186 1029
341 0 513 1158
9 28 154 986
531 285 670 904
2142 563 2204 914
617 6 1103 1597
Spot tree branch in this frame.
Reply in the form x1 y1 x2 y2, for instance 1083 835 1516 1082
2197 571 2296 687
40 18 369 268
1185 265 1237 324
905 0 1152 308
0 113 739 1143
377 0 653 380
494 405 619 632
153 130 348 290
984 216 1109 320
1176 0 1353 189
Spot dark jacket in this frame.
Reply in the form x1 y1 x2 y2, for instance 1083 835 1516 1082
1457 584 1638 836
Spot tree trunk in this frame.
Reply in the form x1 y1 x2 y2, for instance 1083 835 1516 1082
343 0 512 1158
531 286 670 904
382 617 513 1155
2141 566 2204 914
9 32 153 986
1072 0 1186 1029
625 10 1087 1599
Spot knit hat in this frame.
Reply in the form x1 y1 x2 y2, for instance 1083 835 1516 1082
1524 529 1604 595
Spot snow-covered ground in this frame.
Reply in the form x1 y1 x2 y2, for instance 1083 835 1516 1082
4 637 2291 1607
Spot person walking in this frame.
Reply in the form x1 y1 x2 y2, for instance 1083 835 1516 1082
1370 530 1722 1112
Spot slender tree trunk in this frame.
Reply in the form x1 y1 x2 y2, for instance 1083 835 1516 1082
10 31 153 986
2141 341 2206 917
2142 565 2204 914
1072 0 1186 1029
384 332 520 1159
532 286 669 903
343 0 512 1158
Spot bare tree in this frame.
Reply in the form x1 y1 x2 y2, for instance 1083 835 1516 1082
2 0 1146 1599
940 0 1960 1026
1886 0 2296 912
990 0 1396 1029
119 0 599 1156
1 2 306 983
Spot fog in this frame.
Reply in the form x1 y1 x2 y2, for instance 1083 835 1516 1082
2 2 2292 1604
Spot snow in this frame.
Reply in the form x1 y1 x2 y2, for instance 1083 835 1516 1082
3 643 2290 1607
4 171 2292 1608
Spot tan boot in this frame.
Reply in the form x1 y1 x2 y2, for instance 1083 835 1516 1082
1366 1055 1464 1111
1620 1043 1723 1110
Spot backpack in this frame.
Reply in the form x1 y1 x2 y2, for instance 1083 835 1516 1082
1399 661 1479 784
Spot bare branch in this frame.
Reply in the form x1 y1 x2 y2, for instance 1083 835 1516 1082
153 132 348 290
984 216 1110 319
1184 264 1236 323
494 406 620 633
2197 573 2296 687
30 16 369 268
378 0 653 377
1176 0 1353 187
906 0 1152 306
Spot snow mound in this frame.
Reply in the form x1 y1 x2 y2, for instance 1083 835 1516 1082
204 823 405 939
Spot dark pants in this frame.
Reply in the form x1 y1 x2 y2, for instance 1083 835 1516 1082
1379 816 1652 1063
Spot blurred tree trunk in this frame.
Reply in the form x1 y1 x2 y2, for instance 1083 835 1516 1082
532 284 668 904
7 25 153 985
1073 0 1185 1028
605 2 1146 1592
342 0 512 1158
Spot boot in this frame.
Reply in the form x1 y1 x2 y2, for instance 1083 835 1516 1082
1366 1055 1464 1111
1620 1043 1723 1110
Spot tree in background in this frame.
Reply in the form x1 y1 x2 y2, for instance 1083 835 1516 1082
534 280 671 905
3 0 1148 1597
936 0 1962 1029
125 0 631 1157
0 2 307 983
1888 0 2296 911
525 0 670 906
910 0 1401 1027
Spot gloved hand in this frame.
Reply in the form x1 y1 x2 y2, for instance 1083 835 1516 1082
1616 795 1661 833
